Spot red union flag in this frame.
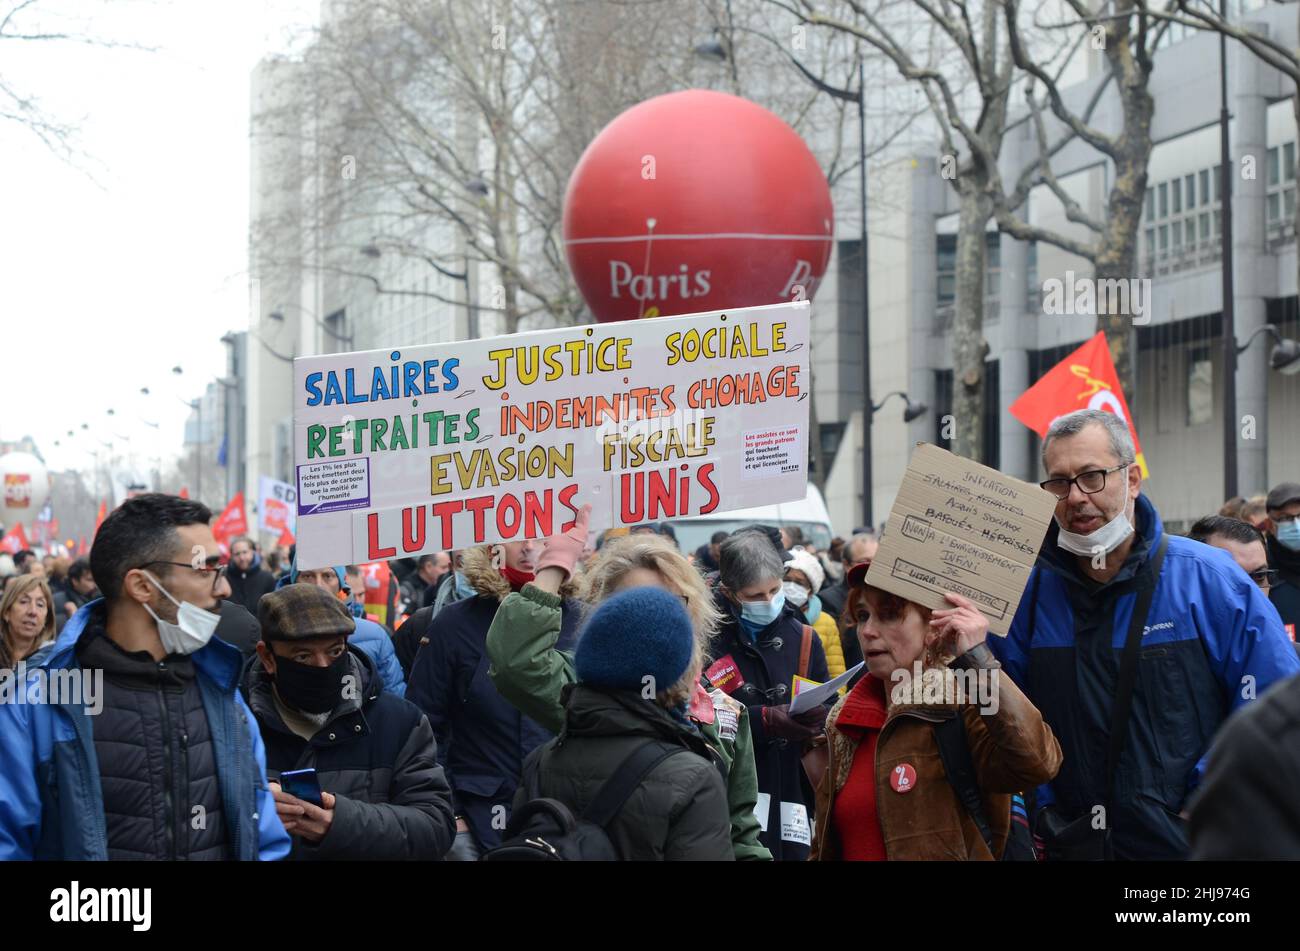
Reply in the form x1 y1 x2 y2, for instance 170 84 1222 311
1010 332 1149 478
0 522 29 555
213 492 249 546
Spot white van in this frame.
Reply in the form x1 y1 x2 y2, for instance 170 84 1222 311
667 483 835 557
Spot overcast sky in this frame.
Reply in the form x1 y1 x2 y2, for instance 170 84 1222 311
1 0 317 479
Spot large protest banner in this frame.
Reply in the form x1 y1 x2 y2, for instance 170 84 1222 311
293 301 810 569
864 443 1056 636
257 476 297 538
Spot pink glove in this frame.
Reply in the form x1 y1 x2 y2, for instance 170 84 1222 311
535 505 591 581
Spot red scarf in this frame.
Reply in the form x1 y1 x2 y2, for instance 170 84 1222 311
501 566 535 592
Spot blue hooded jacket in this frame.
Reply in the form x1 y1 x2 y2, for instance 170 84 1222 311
274 565 406 699
0 600 291 860
988 494 1300 859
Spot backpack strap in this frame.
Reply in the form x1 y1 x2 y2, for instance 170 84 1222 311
798 625 814 680
933 715 996 855
1106 534 1168 796
581 742 689 829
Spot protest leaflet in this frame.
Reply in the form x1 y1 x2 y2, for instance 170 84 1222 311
293 302 810 568
864 443 1057 636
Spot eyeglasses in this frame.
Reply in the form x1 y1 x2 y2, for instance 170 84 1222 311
1249 568 1279 588
1039 464 1129 501
137 560 228 593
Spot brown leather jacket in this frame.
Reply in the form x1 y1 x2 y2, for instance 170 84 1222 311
809 648 1062 860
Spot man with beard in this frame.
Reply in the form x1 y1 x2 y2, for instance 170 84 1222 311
226 536 277 614
0 494 289 860
987 410 1299 860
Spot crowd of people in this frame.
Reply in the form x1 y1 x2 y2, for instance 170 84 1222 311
2 407 1300 860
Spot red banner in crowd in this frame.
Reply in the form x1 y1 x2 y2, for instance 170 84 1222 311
1009 332 1149 478
0 522 30 555
78 535 89 556
179 486 190 499
94 501 108 538
213 492 249 546
277 527 295 548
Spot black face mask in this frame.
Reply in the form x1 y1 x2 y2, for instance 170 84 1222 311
273 650 350 715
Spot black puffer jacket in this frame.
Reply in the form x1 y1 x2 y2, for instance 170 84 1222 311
518 684 734 861
242 646 456 860
77 625 230 861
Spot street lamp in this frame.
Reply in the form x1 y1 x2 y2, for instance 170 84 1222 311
871 391 929 423
1237 323 1300 375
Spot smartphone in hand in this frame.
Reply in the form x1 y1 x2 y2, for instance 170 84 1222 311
279 768 324 808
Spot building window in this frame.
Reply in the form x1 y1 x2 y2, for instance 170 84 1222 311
1269 191 1281 222
1145 227 1155 258
1213 165 1222 201
1172 178 1182 214
1158 224 1169 256
1286 142 1296 182
1287 187 1296 221
1158 182 1168 217
1187 347 1213 427
1200 169 1210 204
1200 212 1210 240
1171 220 1182 248
1214 209 1222 235
1185 173 1196 208
1269 146 1280 187
1145 187 1155 219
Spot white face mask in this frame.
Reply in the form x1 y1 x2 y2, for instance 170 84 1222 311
141 570 221 656
1056 502 1135 558
781 581 810 608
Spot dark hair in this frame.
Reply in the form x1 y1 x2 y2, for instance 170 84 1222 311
709 530 729 546
89 494 214 602
417 553 442 569
68 558 93 582
14 550 35 571
1187 515 1264 549
230 535 255 551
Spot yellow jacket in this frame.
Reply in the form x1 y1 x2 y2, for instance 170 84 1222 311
810 608 846 680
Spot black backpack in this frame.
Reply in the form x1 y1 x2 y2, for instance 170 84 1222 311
483 741 688 861
933 715 1038 861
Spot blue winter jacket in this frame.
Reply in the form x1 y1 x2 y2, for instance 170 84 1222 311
989 494 1300 859
0 600 291 861
274 569 406 698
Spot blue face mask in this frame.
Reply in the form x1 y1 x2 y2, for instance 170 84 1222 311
1278 519 1300 552
454 570 476 598
739 589 785 628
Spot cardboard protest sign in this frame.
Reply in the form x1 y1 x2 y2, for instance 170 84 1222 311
258 476 297 537
864 443 1057 636
293 301 810 569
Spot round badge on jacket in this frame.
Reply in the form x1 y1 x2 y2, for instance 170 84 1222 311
890 763 917 793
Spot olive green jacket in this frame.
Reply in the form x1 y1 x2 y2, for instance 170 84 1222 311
486 583 771 861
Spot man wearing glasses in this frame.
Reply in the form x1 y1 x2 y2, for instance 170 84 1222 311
0 494 290 861
987 409 1300 860
1263 482 1300 639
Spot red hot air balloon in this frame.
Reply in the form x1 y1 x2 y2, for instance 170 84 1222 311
563 90 834 323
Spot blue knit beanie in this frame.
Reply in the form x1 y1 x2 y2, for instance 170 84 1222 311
575 587 695 693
